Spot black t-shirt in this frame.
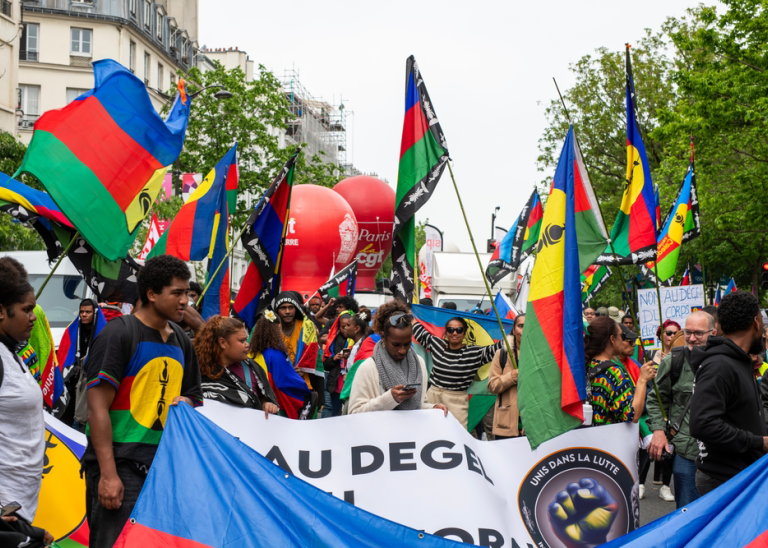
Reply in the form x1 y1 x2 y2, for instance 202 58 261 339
82 315 202 468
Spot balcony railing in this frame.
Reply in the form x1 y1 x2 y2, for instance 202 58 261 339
20 50 39 62
18 115 40 130
1 0 12 17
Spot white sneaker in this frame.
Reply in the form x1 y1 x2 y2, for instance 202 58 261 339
639 484 645 499
659 485 675 502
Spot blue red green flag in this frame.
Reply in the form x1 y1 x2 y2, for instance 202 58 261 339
318 261 357 299
15 60 190 260
485 189 543 286
391 56 449 302
234 150 299 329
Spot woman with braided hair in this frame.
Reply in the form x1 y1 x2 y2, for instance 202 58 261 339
195 316 278 418
348 300 448 416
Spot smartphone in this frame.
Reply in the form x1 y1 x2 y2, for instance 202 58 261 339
1 502 21 517
403 383 420 391
341 349 351 358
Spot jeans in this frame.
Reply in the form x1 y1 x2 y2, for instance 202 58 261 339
672 454 699 508
695 469 724 496
85 461 147 547
322 372 333 418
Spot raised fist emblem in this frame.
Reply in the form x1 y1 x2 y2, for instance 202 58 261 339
547 478 618 548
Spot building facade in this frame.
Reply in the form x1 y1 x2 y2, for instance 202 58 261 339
16 0 199 142
0 0 22 135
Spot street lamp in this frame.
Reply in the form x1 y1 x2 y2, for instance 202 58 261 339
190 84 233 100
492 206 500 240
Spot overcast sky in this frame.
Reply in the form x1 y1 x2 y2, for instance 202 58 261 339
200 0 706 252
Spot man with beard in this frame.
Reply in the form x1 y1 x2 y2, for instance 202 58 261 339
689 291 768 495
274 292 324 399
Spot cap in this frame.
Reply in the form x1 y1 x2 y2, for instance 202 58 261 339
620 323 639 341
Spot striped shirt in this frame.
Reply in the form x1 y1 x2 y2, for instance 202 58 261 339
413 322 503 391
588 359 636 425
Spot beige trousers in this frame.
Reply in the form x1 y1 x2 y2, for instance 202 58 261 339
427 385 469 430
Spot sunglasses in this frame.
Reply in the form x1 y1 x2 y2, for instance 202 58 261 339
388 313 413 327
664 330 678 337
446 326 466 335
621 335 636 344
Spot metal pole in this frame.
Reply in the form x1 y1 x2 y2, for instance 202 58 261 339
446 161 516 367
35 232 79 300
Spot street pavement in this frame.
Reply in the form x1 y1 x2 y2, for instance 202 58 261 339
639 469 678 526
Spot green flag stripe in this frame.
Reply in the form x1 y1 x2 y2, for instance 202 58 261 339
518 305 582 449
20 131 131 260
395 130 446 206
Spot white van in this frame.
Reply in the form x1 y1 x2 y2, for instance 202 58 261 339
0 250 90 347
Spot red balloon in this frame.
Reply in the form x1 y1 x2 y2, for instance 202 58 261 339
333 176 395 291
281 185 359 299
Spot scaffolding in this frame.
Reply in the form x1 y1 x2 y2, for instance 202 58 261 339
281 69 351 169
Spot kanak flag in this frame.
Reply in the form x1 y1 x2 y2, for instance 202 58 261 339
518 126 607 449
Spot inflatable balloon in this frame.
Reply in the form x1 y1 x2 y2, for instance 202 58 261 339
281 184 359 299
333 176 395 291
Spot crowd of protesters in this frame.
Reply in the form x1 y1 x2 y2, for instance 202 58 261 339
2 253 768 546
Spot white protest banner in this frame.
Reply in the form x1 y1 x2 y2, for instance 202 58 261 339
199 402 639 548
637 284 705 350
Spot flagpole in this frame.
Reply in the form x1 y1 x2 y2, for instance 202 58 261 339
196 223 248 306
445 161 516 366
36 231 80 300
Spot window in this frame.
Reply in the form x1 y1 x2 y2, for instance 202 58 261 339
71 28 92 55
170 73 175 86
128 0 136 16
66 88 88 104
143 0 151 29
157 64 163 89
156 9 163 40
144 52 150 86
21 23 38 61
129 41 135 73
19 85 40 127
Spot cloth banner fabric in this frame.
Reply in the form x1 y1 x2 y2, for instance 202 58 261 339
200 401 640 548
637 284 705 350
36 413 90 547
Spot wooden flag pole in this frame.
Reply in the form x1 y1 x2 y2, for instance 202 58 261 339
446 161 516 366
196 223 248 307
36 231 80 300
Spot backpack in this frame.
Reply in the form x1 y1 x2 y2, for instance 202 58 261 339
668 346 688 388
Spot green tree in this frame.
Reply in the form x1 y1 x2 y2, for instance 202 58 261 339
657 1 768 291
0 131 47 252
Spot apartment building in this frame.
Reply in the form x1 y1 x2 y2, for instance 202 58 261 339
16 0 199 142
0 0 22 134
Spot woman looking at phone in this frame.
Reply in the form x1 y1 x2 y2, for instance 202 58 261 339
412 316 503 429
348 301 448 416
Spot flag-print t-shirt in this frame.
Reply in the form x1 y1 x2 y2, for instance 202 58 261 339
82 315 202 468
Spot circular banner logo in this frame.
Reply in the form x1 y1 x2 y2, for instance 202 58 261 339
518 447 638 548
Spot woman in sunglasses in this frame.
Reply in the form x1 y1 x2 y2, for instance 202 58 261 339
411 315 503 429
586 317 656 426
348 301 448 416
650 320 682 364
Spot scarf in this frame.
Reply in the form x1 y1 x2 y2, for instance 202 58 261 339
373 340 422 410
201 362 272 410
